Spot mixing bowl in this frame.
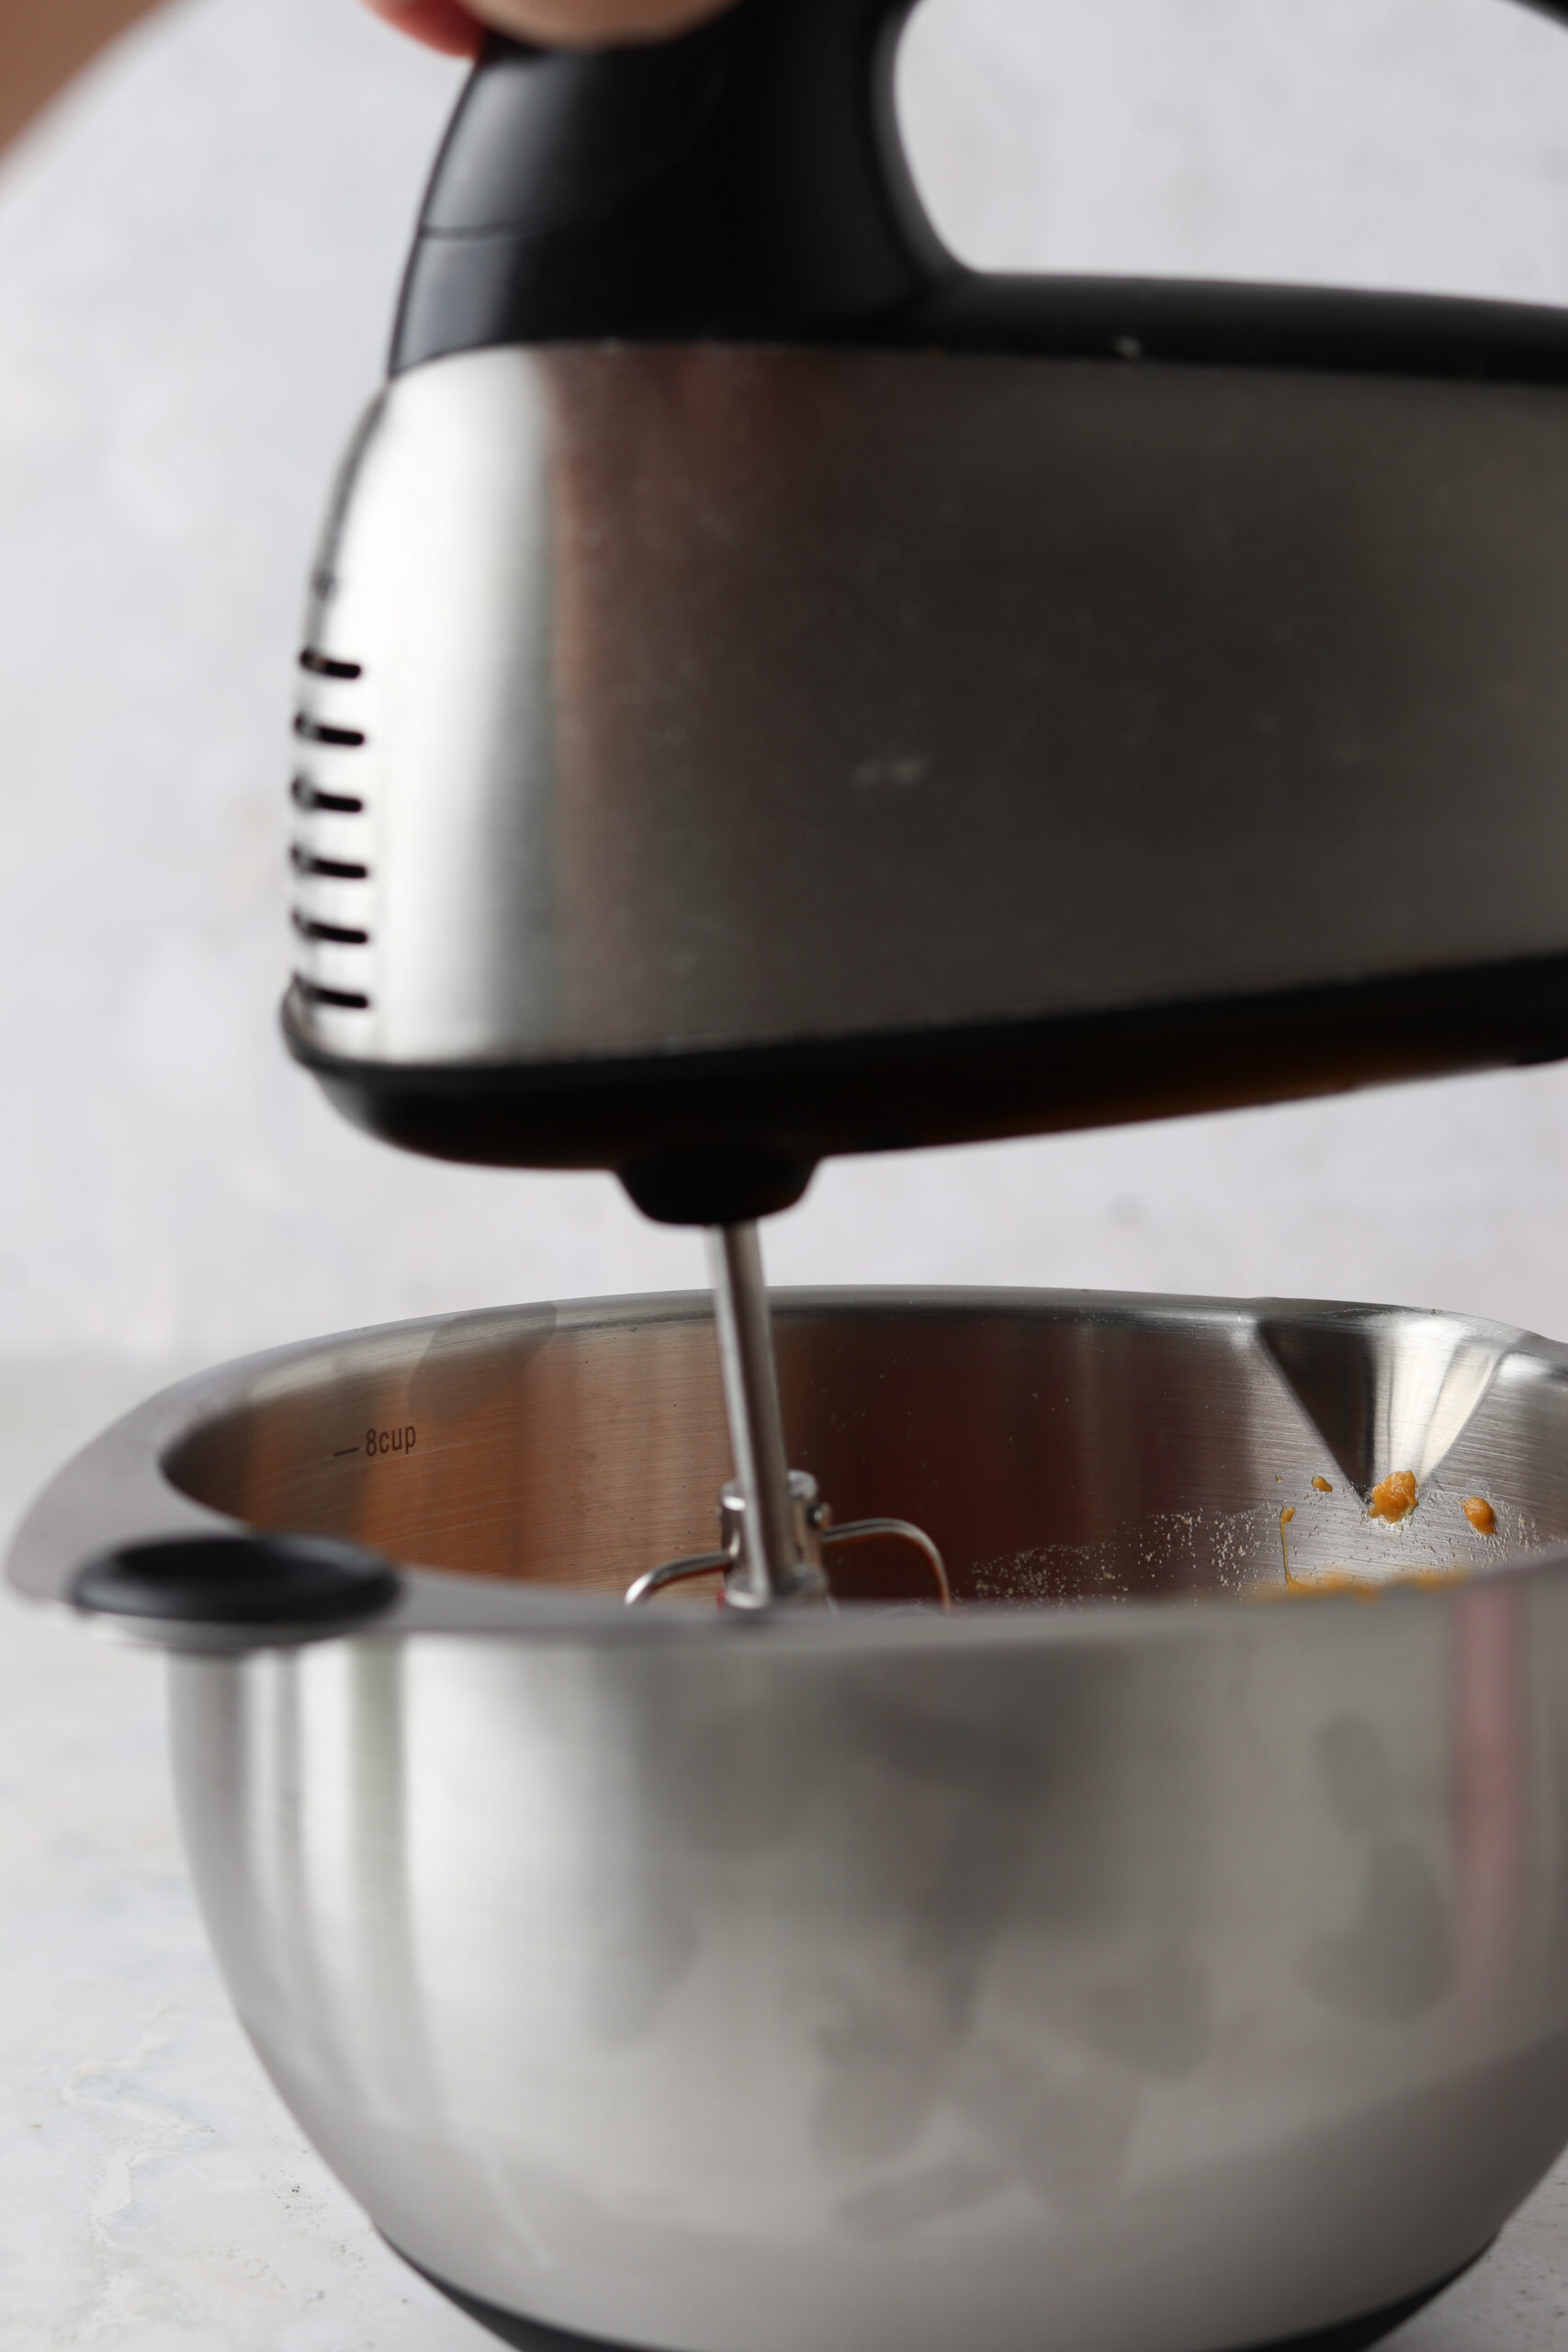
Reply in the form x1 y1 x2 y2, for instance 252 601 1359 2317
13 1290 1568 2352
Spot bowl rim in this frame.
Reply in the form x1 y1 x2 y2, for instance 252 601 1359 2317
10 1285 1567 1655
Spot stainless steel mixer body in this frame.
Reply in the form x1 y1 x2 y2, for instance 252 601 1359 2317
288 338 1568 1122
17 1291 1568 2352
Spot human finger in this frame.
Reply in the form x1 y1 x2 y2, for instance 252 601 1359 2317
367 0 732 53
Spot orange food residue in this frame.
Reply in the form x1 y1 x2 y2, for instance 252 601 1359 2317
1280 1505 1296 1525
1461 1495 1497 1536
1368 1470 1418 1523
1261 1563 1469 1604
1312 1476 1333 1493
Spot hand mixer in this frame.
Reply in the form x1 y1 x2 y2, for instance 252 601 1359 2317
27 16 1568 2349
287 0 1568 1611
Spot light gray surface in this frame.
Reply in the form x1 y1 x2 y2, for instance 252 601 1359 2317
11 0 1568 2344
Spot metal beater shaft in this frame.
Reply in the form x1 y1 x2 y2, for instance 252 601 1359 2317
706 1224 818 1608
626 1230 950 1614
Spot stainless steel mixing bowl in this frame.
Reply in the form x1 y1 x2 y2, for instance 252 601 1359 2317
14 1290 1568 2352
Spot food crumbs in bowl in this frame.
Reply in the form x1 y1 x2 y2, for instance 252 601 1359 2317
1368 1470 1418 1522
1461 1495 1497 1536
1312 1476 1333 1492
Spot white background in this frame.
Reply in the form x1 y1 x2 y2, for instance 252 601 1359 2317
5 0 1568 1372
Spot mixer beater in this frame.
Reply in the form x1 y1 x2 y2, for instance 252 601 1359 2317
626 1221 951 1611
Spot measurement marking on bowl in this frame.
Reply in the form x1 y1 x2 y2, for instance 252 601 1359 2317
346 1426 419 1460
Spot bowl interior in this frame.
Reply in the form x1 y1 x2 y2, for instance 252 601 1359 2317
163 1294 1568 1606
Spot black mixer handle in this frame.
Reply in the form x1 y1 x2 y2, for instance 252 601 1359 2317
392 0 951 370
394 0 1568 379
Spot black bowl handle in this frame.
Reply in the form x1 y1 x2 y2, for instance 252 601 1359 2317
75 1532 401 1634
392 0 955 370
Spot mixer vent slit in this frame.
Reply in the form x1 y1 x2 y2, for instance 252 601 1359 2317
291 780 364 818
294 714 367 749
292 775 364 816
294 975 371 1012
291 844 369 881
299 648 363 681
293 910 370 947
